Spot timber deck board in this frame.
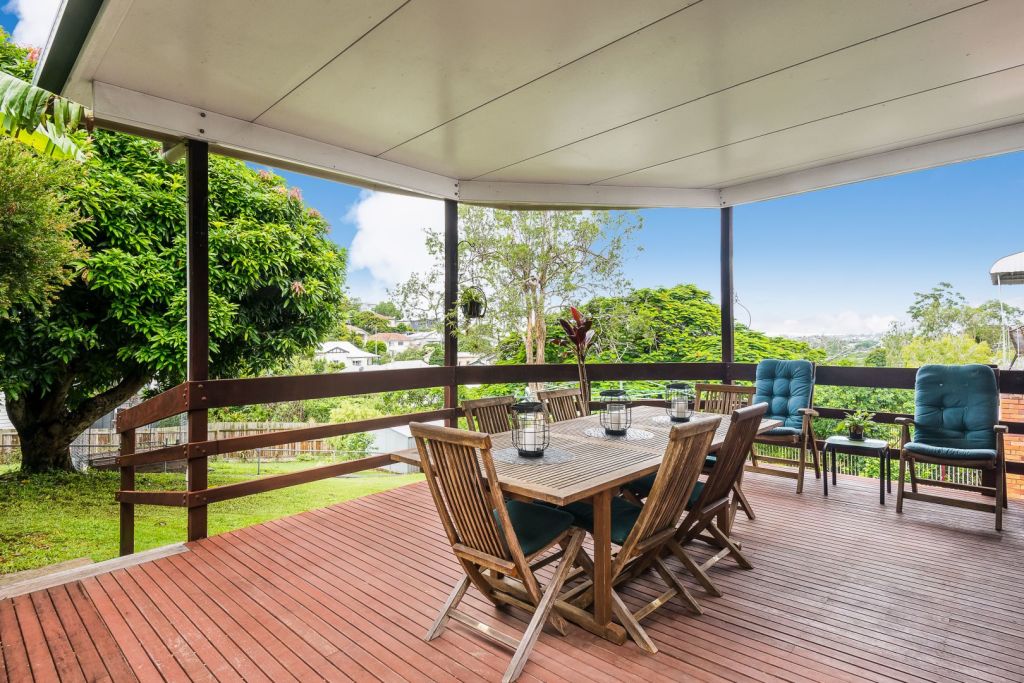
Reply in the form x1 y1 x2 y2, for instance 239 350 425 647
1 473 1022 682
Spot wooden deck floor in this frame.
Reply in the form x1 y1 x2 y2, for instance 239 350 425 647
2 472 1022 682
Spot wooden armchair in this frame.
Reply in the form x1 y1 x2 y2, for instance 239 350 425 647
557 418 720 653
895 364 1008 531
537 387 586 422
410 423 585 682
747 359 821 495
695 382 755 414
462 395 515 434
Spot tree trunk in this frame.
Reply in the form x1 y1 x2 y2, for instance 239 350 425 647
7 371 147 474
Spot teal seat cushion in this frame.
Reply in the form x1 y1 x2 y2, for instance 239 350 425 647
497 499 574 556
912 364 998 451
753 359 814 430
761 426 802 437
904 441 996 461
626 455 716 498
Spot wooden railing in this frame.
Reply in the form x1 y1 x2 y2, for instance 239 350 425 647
115 363 1024 554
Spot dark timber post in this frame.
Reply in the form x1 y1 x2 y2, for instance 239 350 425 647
186 140 210 541
443 199 459 426
720 206 735 383
118 425 135 555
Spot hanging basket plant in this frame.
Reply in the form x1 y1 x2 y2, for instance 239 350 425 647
459 286 487 319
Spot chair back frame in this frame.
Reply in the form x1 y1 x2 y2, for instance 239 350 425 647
462 395 515 434
537 387 587 422
694 383 755 415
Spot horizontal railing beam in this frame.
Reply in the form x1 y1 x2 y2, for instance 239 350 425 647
116 408 457 466
116 382 190 432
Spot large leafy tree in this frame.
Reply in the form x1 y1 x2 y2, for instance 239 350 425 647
0 132 347 472
393 206 641 366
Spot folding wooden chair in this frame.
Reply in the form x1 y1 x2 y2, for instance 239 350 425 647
537 387 587 422
558 417 720 653
674 403 768 597
462 395 515 434
694 383 758 520
410 423 586 683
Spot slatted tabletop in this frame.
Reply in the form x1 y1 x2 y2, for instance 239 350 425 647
393 407 780 506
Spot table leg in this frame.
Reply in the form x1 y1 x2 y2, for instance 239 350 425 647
823 446 830 496
886 448 892 494
879 450 885 505
832 447 838 485
592 489 612 627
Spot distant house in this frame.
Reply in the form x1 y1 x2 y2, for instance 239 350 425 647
0 393 13 431
314 340 379 368
365 332 415 354
343 359 431 372
407 330 443 346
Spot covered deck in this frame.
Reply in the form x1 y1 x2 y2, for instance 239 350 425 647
3 472 1020 683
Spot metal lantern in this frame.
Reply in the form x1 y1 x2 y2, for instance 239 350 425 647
598 389 631 436
511 401 549 458
665 383 694 423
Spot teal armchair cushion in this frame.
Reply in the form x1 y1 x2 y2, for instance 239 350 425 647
753 359 814 430
912 364 998 452
904 442 996 461
497 499 574 556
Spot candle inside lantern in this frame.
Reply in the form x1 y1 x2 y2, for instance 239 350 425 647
670 396 689 420
521 423 540 452
607 404 626 430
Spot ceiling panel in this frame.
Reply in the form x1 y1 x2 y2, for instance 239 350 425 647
93 0 405 121
603 67 1024 189
477 0 1024 185
381 0 975 179
256 0 691 156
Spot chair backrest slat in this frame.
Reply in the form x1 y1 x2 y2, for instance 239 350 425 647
695 383 755 415
463 396 515 434
411 423 510 561
613 417 720 577
537 388 586 422
694 403 768 510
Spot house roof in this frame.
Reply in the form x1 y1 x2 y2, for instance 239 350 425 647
991 251 1024 286
316 340 377 358
366 333 413 342
37 1 1024 209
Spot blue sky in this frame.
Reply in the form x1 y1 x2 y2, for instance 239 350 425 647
5 7 1023 336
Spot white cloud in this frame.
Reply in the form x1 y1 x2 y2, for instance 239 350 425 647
757 310 900 337
4 0 61 47
346 191 442 301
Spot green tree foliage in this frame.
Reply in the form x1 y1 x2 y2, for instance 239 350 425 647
372 300 401 319
0 138 84 313
349 309 395 334
0 132 347 472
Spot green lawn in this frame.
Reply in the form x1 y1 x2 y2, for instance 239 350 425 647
0 460 423 574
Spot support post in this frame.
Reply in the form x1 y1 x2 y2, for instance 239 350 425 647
443 199 459 426
186 140 210 542
720 207 735 382
119 425 135 556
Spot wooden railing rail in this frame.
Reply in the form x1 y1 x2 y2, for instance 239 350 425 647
117 362 1024 555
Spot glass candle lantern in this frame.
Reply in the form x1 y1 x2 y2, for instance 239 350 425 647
511 401 549 457
665 383 694 422
598 389 631 436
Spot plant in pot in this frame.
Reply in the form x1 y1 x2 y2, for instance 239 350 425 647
459 286 486 319
839 410 875 441
554 306 595 405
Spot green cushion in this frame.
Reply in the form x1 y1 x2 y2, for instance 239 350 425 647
753 359 814 429
626 454 716 498
496 500 574 556
761 426 802 437
904 441 996 461
913 364 998 451
562 497 643 545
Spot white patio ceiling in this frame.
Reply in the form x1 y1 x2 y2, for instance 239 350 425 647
39 0 1024 208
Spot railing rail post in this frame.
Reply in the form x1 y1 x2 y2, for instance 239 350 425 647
119 422 135 556
443 198 459 426
720 206 735 382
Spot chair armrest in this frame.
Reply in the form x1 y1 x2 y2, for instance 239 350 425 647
993 425 1009 434
894 417 913 426
798 408 819 417
895 417 913 448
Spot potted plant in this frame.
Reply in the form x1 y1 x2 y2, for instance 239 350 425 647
459 286 486 319
839 409 875 441
555 306 595 405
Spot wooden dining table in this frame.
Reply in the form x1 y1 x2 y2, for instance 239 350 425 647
391 405 781 645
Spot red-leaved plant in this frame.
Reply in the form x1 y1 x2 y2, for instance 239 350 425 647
555 306 594 404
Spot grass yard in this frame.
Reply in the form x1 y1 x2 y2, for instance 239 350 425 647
0 460 423 575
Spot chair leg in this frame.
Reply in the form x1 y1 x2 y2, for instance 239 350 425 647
896 453 907 514
749 444 759 467
426 575 472 641
733 480 756 522
796 442 806 494
707 522 752 570
609 587 658 654
995 462 1005 532
909 457 919 494
667 539 721 597
503 530 585 683
810 432 822 479
653 556 703 616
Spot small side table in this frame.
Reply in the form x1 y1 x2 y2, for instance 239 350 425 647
823 436 890 504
